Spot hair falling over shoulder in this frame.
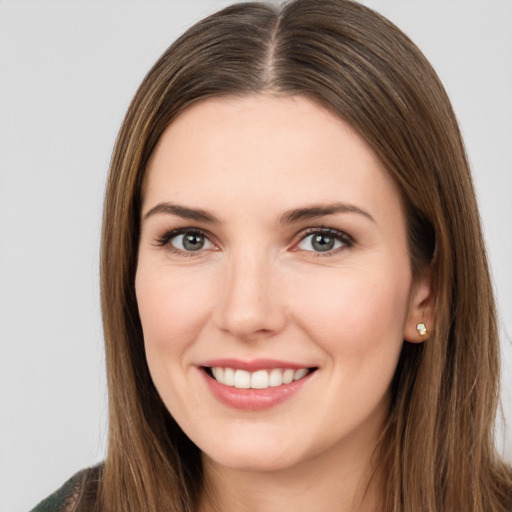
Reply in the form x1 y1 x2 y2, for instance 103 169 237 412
93 1 512 511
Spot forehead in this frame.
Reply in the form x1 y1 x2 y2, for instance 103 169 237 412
142 94 402 220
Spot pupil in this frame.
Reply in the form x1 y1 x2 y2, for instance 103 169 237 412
183 233 204 251
312 234 334 252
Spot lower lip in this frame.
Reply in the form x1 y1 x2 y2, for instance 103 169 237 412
200 369 315 411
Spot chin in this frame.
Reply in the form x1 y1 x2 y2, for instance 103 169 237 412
201 439 304 474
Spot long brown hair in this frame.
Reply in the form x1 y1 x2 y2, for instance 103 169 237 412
96 1 512 510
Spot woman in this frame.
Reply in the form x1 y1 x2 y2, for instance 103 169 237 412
31 0 512 511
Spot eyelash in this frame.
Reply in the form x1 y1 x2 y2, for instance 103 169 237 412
155 228 214 257
296 227 354 257
154 226 354 257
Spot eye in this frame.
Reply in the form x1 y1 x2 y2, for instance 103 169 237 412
296 228 353 254
157 229 215 253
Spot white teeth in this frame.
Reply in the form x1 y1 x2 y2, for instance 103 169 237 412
234 369 251 389
223 367 235 386
210 366 312 389
212 367 224 381
251 370 269 389
293 368 309 381
269 368 283 387
282 369 294 384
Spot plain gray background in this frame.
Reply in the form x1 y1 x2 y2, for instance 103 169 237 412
1 1 511 511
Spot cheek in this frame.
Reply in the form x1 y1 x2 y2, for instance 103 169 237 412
135 266 220 418
290 266 410 359
135 267 217 358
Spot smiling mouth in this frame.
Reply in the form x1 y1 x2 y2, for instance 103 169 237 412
203 367 317 389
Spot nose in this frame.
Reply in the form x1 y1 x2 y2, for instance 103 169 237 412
213 251 287 341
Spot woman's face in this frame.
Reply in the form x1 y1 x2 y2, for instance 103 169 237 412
136 95 430 474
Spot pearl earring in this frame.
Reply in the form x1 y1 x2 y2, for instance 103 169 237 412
416 322 427 336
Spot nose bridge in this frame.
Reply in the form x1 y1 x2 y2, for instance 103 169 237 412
215 246 285 339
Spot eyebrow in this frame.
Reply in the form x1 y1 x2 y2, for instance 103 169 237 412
143 201 375 225
279 202 375 225
143 202 219 223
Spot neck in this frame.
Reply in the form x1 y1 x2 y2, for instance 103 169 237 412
198 431 385 512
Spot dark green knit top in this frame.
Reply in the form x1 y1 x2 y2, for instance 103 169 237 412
30 465 102 512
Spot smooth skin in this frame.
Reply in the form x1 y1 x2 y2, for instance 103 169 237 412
135 95 433 512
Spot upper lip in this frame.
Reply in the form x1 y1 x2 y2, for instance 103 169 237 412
199 358 316 372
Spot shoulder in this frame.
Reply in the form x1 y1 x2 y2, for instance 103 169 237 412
30 464 103 512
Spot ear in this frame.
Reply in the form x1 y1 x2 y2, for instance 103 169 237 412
404 266 435 343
